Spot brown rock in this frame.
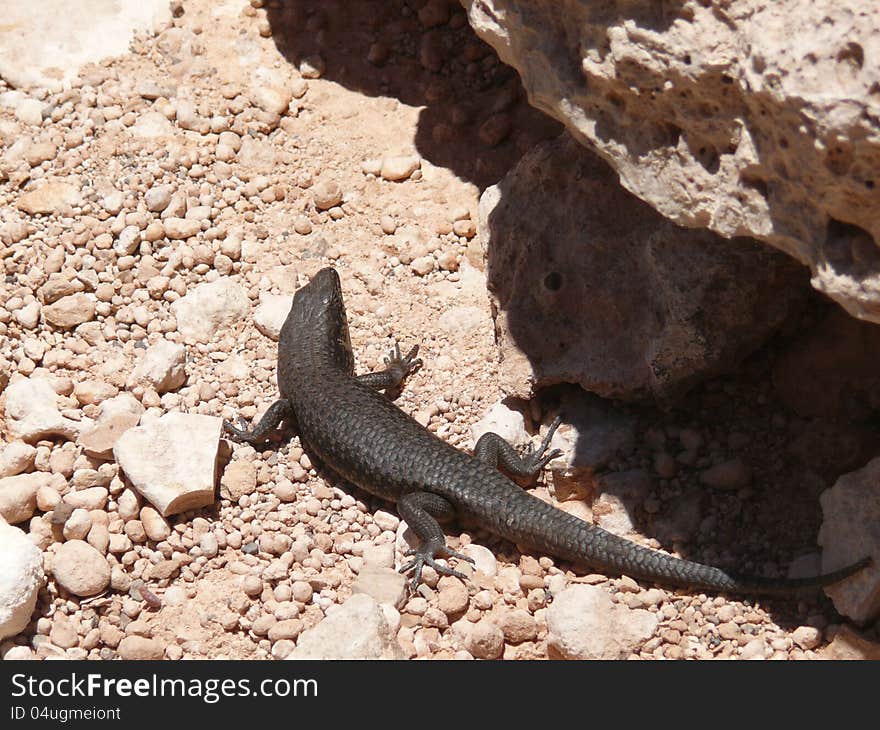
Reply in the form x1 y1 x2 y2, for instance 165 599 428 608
480 134 808 401
118 636 163 660
51 540 111 597
42 293 95 329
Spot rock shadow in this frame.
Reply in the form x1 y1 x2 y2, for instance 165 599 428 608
265 0 561 189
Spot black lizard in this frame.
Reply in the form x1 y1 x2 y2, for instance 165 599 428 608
224 267 870 594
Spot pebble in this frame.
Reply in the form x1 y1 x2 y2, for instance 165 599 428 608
253 294 294 341
0 473 47 524
464 619 505 660
500 608 538 644
51 540 111 597
437 576 469 616
0 441 37 478
16 180 81 215
351 565 407 608
220 460 257 501
127 340 186 393
380 156 421 182
118 636 163 660
791 626 822 650
312 179 343 210
170 277 250 343
42 293 96 329
700 458 751 490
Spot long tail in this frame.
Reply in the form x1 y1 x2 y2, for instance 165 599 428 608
493 493 871 595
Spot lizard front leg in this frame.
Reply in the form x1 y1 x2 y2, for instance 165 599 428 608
222 398 295 444
355 341 422 393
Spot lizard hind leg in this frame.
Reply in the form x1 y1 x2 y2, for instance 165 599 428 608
396 491 474 589
474 415 563 478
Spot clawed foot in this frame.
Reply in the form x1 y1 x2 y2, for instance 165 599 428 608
385 340 423 380
523 415 563 471
399 541 475 590
222 415 257 442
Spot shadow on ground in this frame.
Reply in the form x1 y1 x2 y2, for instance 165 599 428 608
266 0 561 189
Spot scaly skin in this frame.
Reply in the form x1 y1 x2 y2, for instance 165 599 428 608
224 267 870 595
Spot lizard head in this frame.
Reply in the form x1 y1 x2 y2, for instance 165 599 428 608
289 266 355 372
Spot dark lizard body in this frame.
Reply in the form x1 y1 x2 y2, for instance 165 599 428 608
225 267 870 595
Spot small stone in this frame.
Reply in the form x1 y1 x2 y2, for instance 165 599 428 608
78 393 144 459
299 55 325 79
0 442 36 478
410 255 435 276
42 293 95 329
373 509 399 532
171 277 250 343
253 294 293 341
251 86 292 116
51 540 111 597
140 507 170 542
163 217 201 240
0 473 47 524
700 458 751 490
17 180 81 215
462 544 497 577
792 625 822 650
437 576 469 616
118 636 163 660
243 576 263 597
49 617 79 649
62 508 92 541
312 179 343 210
220 460 257 501
500 608 538 644
380 156 421 182
268 619 303 642
351 565 407 608
464 619 505 659
546 584 658 660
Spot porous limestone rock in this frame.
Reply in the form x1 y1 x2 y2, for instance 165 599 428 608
462 0 880 323
113 412 221 516
480 134 808 401
0 0 172 90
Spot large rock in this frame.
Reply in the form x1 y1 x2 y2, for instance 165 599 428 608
818 458 880 624
113 412 221 516
772 307 880 419
546 584 658 660
0 0 171 91
0 522 44 639
463 1 880 323
481 134 807 401
288 593 404 659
